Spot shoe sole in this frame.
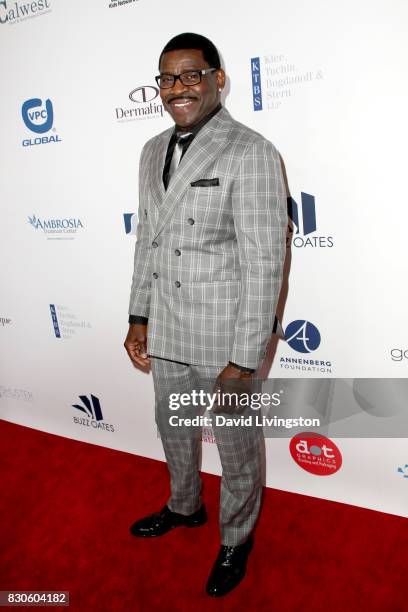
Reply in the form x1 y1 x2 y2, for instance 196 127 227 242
130 517 207 537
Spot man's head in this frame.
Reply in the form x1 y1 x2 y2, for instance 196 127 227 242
157 33 225 130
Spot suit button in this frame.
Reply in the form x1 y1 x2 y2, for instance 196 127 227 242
187 218 195 225
152 241 158 248
175 281 181 288
174 249 181 256
152 272 158 279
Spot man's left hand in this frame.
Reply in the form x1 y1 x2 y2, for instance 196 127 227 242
212 363 253 414
217 363 252 380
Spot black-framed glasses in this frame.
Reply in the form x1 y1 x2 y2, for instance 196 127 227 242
155 68 217 89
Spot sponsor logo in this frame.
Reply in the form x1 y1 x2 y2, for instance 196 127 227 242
21 98 61 146
28 214 84 240
250 52 323 111
115 86 163 122
0 385 34 402
279 356 332 374
280 319 333 374
285 320 321 353
49 304 60 338
290 432 342 475
251 57 263 111
49 304 91 340
397 465 408 479
288 192 316 235
72 394 115 432
108 0 138 7
22 98 53 133
129 86 158 103
287 192 334 248
0 316 12 326
50 304 61 338
123 213 137 235
390 348 408 362
0 0 51 25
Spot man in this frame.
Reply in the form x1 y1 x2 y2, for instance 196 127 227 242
124 32 287 597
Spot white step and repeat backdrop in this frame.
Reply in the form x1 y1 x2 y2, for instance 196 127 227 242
1 0 407 517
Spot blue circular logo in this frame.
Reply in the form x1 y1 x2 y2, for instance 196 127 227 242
285 320 321 353
21 98 53 134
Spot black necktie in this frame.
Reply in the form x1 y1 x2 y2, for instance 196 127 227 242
167 132 193 185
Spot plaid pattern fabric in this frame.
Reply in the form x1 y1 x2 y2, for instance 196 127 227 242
129 107 287 370
151 357 263 546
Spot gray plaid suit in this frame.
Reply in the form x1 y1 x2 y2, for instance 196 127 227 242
129 107 287 545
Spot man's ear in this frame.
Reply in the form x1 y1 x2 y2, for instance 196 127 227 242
216 68 226 91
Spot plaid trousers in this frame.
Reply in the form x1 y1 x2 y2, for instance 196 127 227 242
151 356 263 546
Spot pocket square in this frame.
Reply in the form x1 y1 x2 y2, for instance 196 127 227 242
190 178 220 187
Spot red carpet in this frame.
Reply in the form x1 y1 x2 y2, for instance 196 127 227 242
0 419 407 611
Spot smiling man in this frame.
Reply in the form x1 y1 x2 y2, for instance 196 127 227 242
124 33 287 597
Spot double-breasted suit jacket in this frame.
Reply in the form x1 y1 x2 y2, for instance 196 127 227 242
129 107 287 369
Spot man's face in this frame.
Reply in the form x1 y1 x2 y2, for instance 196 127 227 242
158 48 225 129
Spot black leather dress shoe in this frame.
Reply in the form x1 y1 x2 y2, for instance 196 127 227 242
206 536 253 597
129 504 207 537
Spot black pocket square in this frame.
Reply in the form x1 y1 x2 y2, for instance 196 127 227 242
190 178 220 187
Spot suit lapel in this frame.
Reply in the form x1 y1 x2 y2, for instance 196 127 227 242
149 127 173 208
152 107 233 239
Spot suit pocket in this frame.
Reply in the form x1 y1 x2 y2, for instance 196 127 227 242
190 178 220 187
180 279 241 305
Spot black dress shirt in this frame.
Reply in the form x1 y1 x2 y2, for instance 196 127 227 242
128 104 254 373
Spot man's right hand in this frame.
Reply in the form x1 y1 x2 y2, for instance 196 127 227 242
124 323 150 368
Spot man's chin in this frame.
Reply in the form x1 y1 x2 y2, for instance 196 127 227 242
165 103 201 128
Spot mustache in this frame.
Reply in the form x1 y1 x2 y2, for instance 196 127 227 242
166 95 198 103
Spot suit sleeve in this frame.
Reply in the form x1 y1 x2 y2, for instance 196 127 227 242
128 143 153 319
229 139 287 370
